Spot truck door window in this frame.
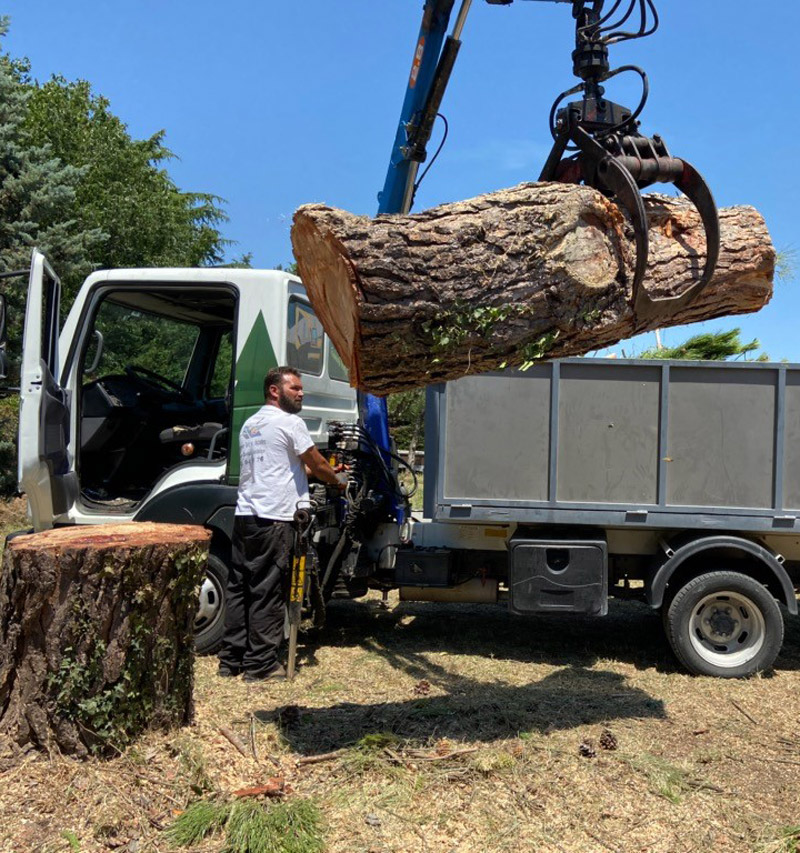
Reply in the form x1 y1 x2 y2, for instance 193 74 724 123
208 329 234 398
328 339 349 382
287 299 324 376
77 289 236 507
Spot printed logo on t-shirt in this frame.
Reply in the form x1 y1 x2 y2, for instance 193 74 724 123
245 425 262 437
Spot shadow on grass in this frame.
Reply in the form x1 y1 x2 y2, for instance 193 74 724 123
261 664 665 755
259 598 678 755
261 594 800 755
311 594 800 675
309 596 678 674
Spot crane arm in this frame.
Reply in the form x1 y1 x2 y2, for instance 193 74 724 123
378 0 570 217
364 0 719 493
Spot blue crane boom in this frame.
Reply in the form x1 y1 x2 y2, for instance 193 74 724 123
363 1 564 498
378 0 568 216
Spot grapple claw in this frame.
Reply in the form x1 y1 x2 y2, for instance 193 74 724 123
538 1 720 330
629 157 719 326
542 122 721 329
594 154 648 298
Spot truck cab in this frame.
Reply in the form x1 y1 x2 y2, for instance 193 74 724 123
18 250 357 651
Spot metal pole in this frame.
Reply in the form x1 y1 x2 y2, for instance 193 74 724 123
286 548 305 680
451 0 474 40
400 163 421 214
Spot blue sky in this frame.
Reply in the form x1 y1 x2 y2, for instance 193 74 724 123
4 0 799 359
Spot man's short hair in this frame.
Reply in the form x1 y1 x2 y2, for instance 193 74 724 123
264 366 301 399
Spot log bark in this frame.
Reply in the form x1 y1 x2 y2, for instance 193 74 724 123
0 522 210 757
291 182 775 396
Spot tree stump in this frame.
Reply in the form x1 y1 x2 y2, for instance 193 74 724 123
0 522 211 757
291 182 775 395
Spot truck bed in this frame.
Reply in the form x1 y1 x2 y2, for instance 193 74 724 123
424 359 800 535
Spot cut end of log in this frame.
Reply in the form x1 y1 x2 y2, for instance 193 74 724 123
292 206 364 387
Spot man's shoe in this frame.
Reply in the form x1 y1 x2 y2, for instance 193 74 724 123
217 664 242 678
243 663 287 683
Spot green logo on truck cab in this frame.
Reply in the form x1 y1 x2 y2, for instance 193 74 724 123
229 311 277 483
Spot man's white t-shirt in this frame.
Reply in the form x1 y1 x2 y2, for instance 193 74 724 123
235 405 315 521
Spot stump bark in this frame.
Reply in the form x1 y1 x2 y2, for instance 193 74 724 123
0 522 210 757
291 182 775 395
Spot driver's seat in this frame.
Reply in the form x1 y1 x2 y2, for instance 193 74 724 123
158 422 223 445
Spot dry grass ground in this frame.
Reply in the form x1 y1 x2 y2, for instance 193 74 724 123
2 595 800 852
1 498 799 852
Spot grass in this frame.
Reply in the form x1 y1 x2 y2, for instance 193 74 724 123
399 470 423 513
167 798 325 853
0 495 799 852
625 752 697 804
0 494 26 541
166 799 227 846
759 827 800 853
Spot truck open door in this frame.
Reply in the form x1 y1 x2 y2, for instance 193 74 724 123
18 249 77 530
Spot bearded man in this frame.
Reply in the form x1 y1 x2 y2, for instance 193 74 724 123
217 366 345 681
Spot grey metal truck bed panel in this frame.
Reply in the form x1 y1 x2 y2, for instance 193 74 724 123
424 359 800 533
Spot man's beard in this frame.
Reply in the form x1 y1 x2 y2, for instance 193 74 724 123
278 388 302 414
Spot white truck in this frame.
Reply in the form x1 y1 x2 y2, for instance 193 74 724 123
14 250 358 654
9 250 800 678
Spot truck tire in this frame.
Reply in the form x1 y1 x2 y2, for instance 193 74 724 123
194 553 228 655
664 571 784 678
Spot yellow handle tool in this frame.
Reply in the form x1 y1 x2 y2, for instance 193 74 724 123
287 507 313 681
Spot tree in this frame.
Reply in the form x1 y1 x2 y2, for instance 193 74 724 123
22 75 230 300
0 22 103 378
638 328 768 362
388 389 425 466
0 24 240 495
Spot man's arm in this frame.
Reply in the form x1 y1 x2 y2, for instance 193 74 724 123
300 445 346 488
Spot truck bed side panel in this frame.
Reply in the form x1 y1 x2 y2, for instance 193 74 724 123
427 359 798 534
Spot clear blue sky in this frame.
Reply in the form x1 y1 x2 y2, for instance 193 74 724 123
4 0 799 359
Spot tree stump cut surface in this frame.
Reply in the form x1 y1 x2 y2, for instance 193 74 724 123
292 182 775 395
0 522 211 757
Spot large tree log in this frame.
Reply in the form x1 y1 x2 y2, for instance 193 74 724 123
0 522 210 757
292 182 775 395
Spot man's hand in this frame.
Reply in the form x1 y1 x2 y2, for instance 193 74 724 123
300 445 347 489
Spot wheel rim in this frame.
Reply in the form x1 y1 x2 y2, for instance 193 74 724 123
689 590 766 669
195 571 224 635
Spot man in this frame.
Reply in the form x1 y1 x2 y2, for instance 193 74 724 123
217 365 345 681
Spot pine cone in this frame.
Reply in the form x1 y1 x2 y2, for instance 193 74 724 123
579 740 596 758
599 729 618 751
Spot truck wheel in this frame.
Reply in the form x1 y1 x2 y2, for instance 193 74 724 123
194 553 228 655
664 571 783 678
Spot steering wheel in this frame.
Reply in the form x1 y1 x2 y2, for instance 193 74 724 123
124 364 193 401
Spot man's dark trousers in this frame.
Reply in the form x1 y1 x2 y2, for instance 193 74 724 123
219 515 294 677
